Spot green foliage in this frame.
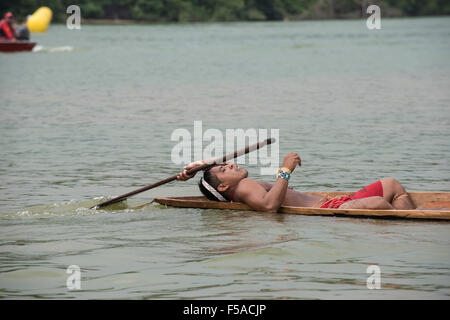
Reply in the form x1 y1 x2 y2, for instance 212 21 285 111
333 0 361 14
252 0 286 20
211 0 245 21
246 8 266 21
281 0 315 15
0 0 448 23
82 2 105 19
132 0 165 20
385 0 450 15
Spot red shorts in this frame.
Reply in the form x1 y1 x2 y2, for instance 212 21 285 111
320 181 384 209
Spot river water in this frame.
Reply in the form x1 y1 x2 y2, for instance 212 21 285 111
0 17 449 299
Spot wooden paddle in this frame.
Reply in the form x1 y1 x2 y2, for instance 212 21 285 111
91 137 275 209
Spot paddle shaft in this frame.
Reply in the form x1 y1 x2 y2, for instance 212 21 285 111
91 138 275 209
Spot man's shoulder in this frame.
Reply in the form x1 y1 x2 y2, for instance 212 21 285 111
235 178 265 194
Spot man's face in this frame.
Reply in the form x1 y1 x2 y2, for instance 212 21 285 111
209 162 248 188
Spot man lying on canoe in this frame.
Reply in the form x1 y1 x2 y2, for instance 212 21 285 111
176 153 415 212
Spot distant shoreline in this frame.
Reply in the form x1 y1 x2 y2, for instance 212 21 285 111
78 15 449 25
6 0 450 25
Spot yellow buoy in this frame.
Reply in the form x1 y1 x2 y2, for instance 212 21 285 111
27 7 53 33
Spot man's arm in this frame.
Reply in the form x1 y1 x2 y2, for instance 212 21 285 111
237 152 301 213
1 21 14 40
237 178 289 213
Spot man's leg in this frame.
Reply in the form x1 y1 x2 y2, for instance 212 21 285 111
339 196 394 210
380 177 415 210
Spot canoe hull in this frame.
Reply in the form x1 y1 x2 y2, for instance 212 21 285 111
154 192 450 220
0 41 36 52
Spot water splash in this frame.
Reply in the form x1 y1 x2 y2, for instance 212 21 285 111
1 197 133 219
32 45 74 53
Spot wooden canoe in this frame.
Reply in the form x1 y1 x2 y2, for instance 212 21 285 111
0 41 36 52
154 192 450 221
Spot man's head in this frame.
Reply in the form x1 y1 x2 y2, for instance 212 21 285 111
199 162 248 201
5 12 13 22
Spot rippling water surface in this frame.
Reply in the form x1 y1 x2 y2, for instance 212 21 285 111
1 17 449 299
